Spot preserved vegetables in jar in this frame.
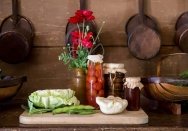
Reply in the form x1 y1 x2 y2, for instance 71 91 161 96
124 77 143 111
86 55 104 108
103 63 126 98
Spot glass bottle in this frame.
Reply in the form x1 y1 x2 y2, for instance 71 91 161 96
124 77 143 111
86 55 104 108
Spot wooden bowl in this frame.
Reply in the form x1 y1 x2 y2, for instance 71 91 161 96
141 77 188 102
0 76 27 102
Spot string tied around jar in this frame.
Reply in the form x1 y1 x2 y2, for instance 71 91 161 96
104 63 127 89
103 63 127 98
109 72 116 91
123 77 143 90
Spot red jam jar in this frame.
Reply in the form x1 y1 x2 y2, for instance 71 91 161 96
124 77 143 111
86 55 104 108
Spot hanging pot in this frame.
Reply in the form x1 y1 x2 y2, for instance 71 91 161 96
175 11 188 30
175 11 188 53
126 14 158 37
0 0 34 64
126 0 161 60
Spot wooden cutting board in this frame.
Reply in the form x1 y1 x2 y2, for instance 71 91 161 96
19 109 148 125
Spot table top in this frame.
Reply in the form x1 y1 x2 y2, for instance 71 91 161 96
19 109 148 125
1 100 188 131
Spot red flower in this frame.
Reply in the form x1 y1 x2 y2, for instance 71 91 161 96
68 16 82 24
85 32 93 40
75 10 83 17
71 43 78 58
69 10 95 24
71 37 78 46
68 16 78 24
70 30 94 58
71 31 82 39
86 15 95 21
71 31 80 58
82 10 95 21
82 10 93 17
71 31 80 48
71 31 93 46
82 32 94 48
81 38 93 48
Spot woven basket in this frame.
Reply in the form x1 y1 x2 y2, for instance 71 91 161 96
141 53 188 102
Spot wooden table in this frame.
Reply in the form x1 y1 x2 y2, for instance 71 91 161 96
0 100 188 131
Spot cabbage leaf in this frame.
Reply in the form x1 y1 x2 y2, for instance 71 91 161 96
28 89 80 111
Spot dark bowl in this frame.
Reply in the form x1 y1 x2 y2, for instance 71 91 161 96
0 76 27 102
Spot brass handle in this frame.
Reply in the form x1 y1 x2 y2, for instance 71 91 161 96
157 53 188 76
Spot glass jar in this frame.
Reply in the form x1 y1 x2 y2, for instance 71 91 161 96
86 55 104 108
103 63 126 98
124 77 143 111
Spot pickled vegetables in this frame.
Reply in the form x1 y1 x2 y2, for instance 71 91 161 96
86 55 104 108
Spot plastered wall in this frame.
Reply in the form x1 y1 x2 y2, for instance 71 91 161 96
0 0 188 99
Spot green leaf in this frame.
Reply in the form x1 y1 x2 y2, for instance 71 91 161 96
179 70 188 79
58 46 89 70
28 89 80 109
26 100 52 114
52 105 96 115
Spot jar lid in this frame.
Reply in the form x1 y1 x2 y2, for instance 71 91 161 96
87 54 103 63
126 77 141 82
103 63 127 74
104 69 127 74
124 77 143 90
103 63 125 69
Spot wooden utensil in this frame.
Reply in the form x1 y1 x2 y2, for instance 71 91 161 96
0 0 34 64
126 13 158 37
175 11 188 52
127 0 161 60
175 12 188 30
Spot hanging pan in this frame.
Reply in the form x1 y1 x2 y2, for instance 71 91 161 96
0 0 34 64
175 10 188 53
126 0 161 60
125 0 158 37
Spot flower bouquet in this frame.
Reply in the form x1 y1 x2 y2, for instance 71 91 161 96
58 10 104 104
59 10 105 70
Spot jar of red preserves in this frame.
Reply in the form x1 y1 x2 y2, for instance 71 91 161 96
86 55 104 108
124 77 143 111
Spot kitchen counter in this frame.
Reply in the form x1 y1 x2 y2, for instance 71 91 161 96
0 101 188 131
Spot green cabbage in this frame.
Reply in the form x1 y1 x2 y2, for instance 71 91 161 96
28 89 80 109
